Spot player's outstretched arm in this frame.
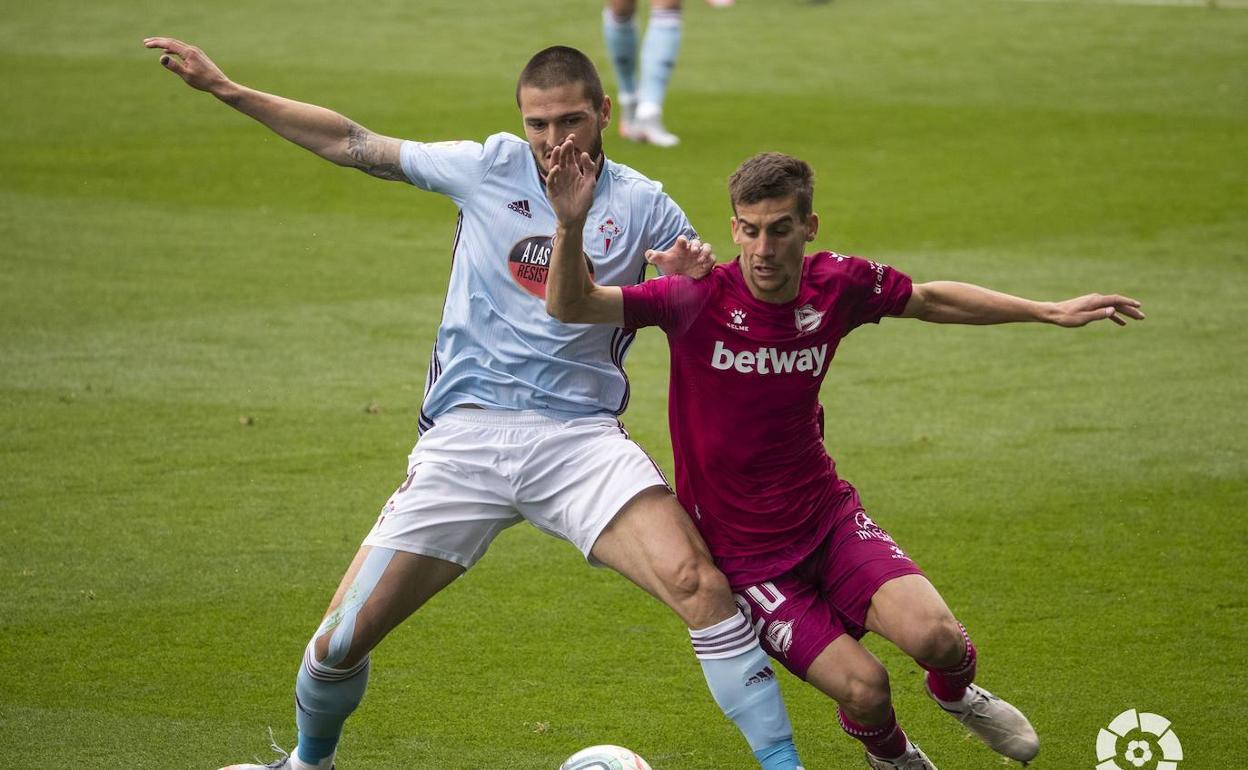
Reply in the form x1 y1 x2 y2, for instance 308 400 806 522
143 37 406 181
545 136 626 326
901 281 1145 327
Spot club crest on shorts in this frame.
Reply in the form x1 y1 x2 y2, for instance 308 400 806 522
765 620 794 656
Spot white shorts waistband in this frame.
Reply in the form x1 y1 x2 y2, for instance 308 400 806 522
435 405 614 427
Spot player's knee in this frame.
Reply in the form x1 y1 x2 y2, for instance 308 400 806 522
658 553 708 598
658 554 730 617
314 632 371 670
912 614 965 668
311 611 378 670
841 662 892 720
608 0 637 17
312 629 350 669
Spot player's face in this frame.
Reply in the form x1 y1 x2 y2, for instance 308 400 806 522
518 83 608 174
731 195 819 304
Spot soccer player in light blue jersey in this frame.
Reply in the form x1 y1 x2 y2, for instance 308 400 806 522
145 38 805 770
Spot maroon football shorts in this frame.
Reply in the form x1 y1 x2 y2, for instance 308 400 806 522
728 485 925 679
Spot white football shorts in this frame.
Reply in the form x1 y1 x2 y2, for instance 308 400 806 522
362 407 670 568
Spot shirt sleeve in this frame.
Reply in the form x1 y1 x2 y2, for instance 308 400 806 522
399 138 494 207
842 256 913 328
649 192 698 253
621 274 713 334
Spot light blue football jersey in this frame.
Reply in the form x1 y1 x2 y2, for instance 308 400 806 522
399 133 695 431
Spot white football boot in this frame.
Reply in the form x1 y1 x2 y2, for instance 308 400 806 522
219 741 334 770
927 681 1039 762
864 743 937 770
625 104 680 147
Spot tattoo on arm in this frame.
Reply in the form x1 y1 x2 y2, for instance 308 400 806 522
345 121 406 181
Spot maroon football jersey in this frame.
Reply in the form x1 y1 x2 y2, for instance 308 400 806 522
622 252 912 583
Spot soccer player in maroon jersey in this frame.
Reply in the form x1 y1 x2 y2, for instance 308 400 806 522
543 141 1144 770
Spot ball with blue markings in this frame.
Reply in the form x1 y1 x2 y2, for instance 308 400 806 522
559 745 653 770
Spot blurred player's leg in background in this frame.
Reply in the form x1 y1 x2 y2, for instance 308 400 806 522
805 636 936 769
591 487 805 770
604 0 683 147
865 574 1040 763
603 0 639 137
636 0 682 146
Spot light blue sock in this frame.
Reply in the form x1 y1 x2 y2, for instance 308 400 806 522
294 649 370 764
754 741 802 770
638 8 682 112
690 612 802 769
602 8 639 97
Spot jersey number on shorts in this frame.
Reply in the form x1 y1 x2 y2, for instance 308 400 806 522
745 582 786 612
396 464 421 494
734 581 788 639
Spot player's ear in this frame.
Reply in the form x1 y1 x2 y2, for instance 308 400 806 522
600 94 612 130
804 212 819 242
731 216 744 244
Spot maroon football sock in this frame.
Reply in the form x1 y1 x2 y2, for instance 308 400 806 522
923 622 977 702
838 705 909 759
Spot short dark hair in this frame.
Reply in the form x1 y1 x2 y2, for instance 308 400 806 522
516 46 606 110
728 152 815 221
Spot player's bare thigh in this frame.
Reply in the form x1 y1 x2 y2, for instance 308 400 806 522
864 573 965 668
589 485 734 629
312 546 465 668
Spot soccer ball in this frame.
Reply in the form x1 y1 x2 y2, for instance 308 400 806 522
559 744 653 770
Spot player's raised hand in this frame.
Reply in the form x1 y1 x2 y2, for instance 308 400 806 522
1051 293 1145 327
143 37 230 94
545 135 597 226
646 235 716 279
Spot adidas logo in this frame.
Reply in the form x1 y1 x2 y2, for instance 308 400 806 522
507 199 533 218
745 666 776 687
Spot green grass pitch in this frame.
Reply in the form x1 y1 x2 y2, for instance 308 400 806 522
1 0 1245 766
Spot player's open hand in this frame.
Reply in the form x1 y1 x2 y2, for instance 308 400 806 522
545 135 597 227
143 37 230 94
645 235 716 280
1051 293 1145 327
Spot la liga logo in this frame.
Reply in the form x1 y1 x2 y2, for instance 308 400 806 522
1096 709 1182 769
